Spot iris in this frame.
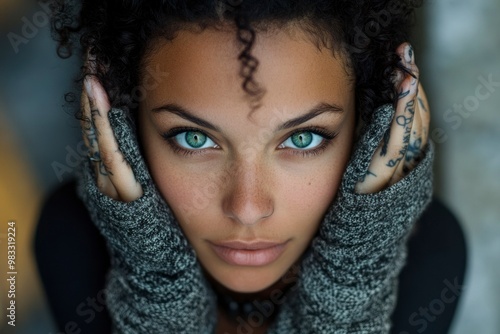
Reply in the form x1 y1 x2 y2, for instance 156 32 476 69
291 131 313 148
182 131 207 148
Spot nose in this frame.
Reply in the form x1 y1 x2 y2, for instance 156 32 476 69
222 160 274 226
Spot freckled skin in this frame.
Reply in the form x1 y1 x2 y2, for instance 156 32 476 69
137 25 356 296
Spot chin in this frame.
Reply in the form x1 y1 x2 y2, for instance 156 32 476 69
203 261 289 294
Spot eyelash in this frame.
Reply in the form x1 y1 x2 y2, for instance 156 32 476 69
161 126 338 158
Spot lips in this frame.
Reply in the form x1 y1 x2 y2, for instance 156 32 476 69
208 240 289 266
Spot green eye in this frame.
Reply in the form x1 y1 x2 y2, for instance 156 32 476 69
291 132 313 148
282 131 323 150
185 131 206 148
175 131 214 149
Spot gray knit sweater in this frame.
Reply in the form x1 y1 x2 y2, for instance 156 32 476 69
76 103 434 333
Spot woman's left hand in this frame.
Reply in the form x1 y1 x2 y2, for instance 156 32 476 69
355 42 430 194
267 42 436 334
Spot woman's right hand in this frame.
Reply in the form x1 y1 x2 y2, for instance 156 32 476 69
76 75 218 333
77 74 195 274
82 76 143 202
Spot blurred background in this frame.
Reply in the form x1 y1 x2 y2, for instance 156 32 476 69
0 0 499 333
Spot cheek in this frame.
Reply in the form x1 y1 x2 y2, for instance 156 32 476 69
278 163 343 233
150 166 218 232
145 158 232 251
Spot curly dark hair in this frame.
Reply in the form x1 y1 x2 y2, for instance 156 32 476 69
51 0 422 124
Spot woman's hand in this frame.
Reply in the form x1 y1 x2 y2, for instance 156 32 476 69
355 42 430 194
268 42 435 333
81 76 143 202
76 75 217 333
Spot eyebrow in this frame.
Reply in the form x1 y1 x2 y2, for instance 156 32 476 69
276 102 344 131
151 104 221 132
151 102 344 132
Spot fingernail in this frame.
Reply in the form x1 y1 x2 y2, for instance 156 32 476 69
405 44 413 63
84 76 94 100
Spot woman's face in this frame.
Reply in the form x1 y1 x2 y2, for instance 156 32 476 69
138 24 356 293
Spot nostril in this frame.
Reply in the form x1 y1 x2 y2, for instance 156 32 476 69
262 206 274 219
223 197 275 226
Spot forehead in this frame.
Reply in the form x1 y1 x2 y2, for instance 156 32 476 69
139 25 354 119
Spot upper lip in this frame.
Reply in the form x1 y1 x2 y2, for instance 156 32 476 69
209 240 288 250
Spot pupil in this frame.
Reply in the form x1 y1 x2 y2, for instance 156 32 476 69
292 132 312 148
186 131 206 148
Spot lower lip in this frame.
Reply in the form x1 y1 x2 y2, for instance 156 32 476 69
209 242 288 266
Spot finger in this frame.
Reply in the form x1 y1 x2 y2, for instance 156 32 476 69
396 46 427 178
82 81 115 194
83 51 118 197
387 43 420 184
354 43 418 194
416 82 430 147
399 83 430 177
83 77 118 199
80 89 99 156
400 93 422 177
85 76 143 202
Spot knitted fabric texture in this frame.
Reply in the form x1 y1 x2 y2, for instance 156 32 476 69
76 103 434 333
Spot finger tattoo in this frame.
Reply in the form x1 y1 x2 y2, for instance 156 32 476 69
359 170 378 183
380 130 391 157
418 96 428 112
405 137 422 163
387 100 415 168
